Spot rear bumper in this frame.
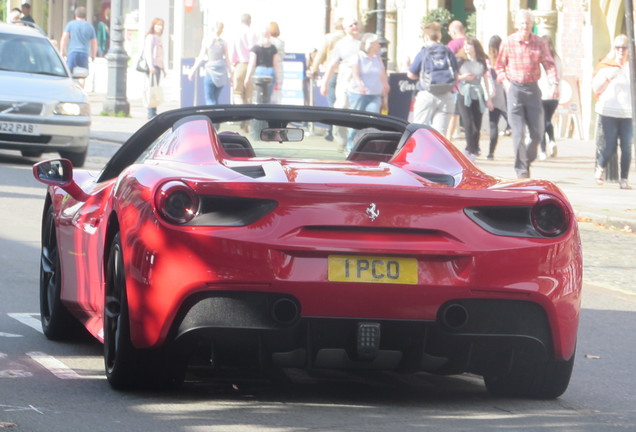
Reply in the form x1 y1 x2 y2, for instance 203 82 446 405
168 292 553 375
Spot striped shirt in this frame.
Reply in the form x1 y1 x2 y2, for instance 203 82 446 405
495 32 558 85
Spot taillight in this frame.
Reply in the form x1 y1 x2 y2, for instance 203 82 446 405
155 181 200 224
531 194 569 237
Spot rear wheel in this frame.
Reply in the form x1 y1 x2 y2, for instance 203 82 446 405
104 233 186 390
484 351 575 399
40 205 79 339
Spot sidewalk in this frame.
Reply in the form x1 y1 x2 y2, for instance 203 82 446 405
88 92 636 233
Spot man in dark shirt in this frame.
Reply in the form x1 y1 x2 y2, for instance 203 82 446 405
20 3 34 24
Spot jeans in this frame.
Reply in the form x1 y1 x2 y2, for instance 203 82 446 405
598 115 633 180
488 108 506 156
254 66 275 103
541 99 559 151
347 92 382 151
203 73 223 106
457 97 483 155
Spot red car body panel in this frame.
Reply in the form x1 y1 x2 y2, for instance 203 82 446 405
37 106 582 391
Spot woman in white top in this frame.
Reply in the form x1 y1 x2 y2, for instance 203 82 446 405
346 33 389 152
592 34 632 189
143 17 165 119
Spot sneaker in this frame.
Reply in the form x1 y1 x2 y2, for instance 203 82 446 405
486 154 494 161
538 151 547 161
325 133 334 142
620 179 632 190
548 141 558 157
595 167 605 185
463 150 477 162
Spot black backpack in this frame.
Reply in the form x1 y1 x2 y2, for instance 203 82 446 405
420 43 456 95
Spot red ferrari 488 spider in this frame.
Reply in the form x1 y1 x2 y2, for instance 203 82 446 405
33 105 582 397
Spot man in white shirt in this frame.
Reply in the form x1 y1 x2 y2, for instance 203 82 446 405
230 13 258 105
319 16 362 150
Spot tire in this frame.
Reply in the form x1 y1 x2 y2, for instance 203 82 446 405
484 351 575 399
40 205 79 339
59 148 87 167
104 233 186 390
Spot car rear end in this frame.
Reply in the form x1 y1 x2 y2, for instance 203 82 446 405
119 176 581 383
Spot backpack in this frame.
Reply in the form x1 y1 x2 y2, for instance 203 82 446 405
419 43 456 95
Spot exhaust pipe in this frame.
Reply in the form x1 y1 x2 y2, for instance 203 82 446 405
271 297 300 325
442 304 469 329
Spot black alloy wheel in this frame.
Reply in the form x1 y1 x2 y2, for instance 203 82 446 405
104 232 138 389
40 205 77 339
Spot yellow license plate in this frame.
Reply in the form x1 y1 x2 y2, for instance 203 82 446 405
328 255 418 284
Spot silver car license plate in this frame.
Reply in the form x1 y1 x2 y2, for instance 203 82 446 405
0 121 40 136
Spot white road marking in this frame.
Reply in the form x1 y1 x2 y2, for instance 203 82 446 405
0 404 45 414
7 313 42 334
26 352 83 380
0 332 22 338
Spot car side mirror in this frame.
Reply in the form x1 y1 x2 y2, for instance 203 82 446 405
33 159 88 201
33 159 73 185
72 66 89 79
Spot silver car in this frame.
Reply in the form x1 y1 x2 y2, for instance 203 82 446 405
0 23 90 166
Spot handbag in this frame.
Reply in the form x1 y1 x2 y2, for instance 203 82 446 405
136 55 149 74
145 74 163 108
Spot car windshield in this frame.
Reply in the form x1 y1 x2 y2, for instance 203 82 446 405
141 119 406 164
0 33 67 76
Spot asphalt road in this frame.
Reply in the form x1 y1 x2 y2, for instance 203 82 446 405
0 143 635 431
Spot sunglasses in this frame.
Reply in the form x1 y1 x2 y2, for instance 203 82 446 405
615 46 628 50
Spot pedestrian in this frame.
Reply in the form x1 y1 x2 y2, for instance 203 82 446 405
495 9 559 178
142 17 166 119
320 16 362 150
406 21 459 136
455 37 493 160
486 35 510 160
244 25 280 104
268 22 285 104
538 34 561 160
95 4 110 57
309 17 345 141
188 21 231 106
20 3 34 24
346 33 390 152
60 7 97 79
229 13 258 106
445 20 466 139
591 34 632 190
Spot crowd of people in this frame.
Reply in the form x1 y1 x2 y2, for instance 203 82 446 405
157 9 633 188
7 6 630 188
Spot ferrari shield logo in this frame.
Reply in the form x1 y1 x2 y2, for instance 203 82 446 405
366 203 380 221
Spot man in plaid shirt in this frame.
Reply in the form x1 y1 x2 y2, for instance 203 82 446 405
495 9 559 178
